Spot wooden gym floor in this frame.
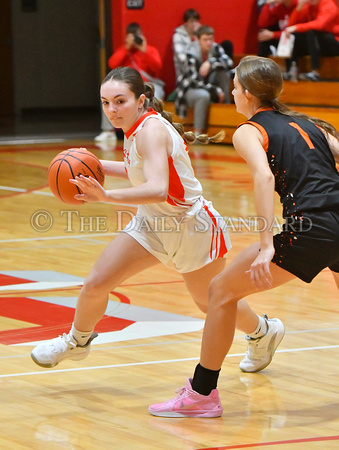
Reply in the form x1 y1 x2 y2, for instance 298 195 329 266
0 117 338 449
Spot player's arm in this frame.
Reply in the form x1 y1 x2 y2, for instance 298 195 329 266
72 120 169 204
105 119 169 203
233 124 276 288
323 131 339 163
100 160 128 179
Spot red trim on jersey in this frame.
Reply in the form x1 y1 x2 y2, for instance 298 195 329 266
166 156 188 206
245 121 269 152
289 122 315 149
203 205 228 259
256 107 273 113
125 109 158 139
237 109 272 153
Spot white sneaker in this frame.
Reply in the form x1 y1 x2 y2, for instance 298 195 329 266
239 315 285 373
94 131 117 143
31 332 98 368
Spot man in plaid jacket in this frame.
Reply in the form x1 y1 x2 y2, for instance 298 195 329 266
175 26 233 135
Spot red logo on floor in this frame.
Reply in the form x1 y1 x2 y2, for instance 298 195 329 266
0 273 133 345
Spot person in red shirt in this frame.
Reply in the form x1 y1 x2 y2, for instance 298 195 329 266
95 22 165 144
108 22 165 98
285 0 339 80
258 0 298 57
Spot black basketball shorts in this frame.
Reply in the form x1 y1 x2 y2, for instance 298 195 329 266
272 210 339 283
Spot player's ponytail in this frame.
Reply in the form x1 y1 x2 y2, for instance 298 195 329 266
144 82 225 144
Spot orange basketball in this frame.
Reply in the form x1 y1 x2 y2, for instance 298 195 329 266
48 148 105 205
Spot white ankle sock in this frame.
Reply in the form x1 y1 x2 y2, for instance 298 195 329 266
70 323 93 346
247 315 268 339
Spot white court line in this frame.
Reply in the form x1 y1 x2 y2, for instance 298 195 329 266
2 329 339 359
0 138 65 145
0 186 30 192
0 281 83 292
0 185 52 196
0 185 136 206
0 233 119 244
1 344 338 379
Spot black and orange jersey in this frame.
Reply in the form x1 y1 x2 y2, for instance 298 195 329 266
240 108 339 217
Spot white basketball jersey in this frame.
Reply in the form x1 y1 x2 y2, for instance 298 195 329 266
123 110 203 217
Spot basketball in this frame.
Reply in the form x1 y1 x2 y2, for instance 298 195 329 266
48 148 105 205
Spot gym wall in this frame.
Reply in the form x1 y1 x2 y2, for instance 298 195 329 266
110 0 258 93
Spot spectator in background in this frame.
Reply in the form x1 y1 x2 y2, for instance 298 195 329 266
257 0 268 12
173 9 201 80
285 0 339 81
258 0 297 57
175 25 233 136
108 22 165 98
173 9 234 81
94 22 165 143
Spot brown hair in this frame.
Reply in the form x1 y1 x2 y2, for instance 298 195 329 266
102 67 224 144
195 25 214 38
236 55 339 138
183 8 200 22
126 22 141 34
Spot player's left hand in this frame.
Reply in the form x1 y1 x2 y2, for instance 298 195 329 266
70 175 107 203
247 246 275 290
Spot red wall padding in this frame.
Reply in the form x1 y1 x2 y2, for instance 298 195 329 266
110 0 259 94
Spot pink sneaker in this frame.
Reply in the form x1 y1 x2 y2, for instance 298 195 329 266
149 378 223 418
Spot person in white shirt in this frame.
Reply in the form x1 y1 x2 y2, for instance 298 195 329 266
172 8 201 80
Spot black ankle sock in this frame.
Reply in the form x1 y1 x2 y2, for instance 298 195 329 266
191 363 220 396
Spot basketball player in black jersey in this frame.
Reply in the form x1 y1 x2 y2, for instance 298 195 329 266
150 56 339 418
